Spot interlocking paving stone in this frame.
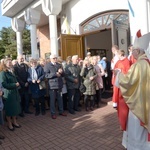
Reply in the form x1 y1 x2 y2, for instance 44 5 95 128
0 95 125 150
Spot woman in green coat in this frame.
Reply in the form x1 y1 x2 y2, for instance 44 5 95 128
0 58 21 131
80 59 97 111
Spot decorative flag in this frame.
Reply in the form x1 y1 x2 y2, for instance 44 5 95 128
64 17 70 34
127 0 135 17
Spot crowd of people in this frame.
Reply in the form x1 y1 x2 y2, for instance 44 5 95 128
0 38 150 149
0 51 112 145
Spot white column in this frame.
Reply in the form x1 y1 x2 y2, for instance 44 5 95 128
11 18 25 57
30 24 38 59
24 8 41 59
42 0 62 55
16 32 23 56
49 15 58 55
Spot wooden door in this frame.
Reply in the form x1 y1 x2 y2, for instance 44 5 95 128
111 20 130 55
60 34 84 60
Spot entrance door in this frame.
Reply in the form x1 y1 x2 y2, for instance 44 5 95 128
111 20 130 55
60 34 84 60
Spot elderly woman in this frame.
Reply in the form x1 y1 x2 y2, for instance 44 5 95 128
39 58 50 110
0 58 21 131
80 59 97 111
28 58 46 116
91 56 105 108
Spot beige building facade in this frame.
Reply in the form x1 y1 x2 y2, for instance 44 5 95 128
1 0 150 60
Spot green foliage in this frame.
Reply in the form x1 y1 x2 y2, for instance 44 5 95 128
0 26 31 60
22 29 31 55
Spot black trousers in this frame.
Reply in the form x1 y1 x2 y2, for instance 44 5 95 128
95 89 101 106
19 90 30 113
34 96 45 113
68 89 80 113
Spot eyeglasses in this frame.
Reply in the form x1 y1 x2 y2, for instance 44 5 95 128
52 58 57 60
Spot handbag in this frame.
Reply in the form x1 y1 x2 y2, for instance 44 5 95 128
39 80 46 90
79 82 86 93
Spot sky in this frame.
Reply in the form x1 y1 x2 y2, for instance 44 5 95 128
0 2 11 30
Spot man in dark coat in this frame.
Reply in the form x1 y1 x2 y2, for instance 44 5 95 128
65 55 81 114
44 54 67 119
14 55 32 117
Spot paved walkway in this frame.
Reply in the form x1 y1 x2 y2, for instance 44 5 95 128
0 94 125 150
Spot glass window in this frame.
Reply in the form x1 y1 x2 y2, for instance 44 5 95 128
103 15 109 25
116 14 128 24
109 14 118 20
84 24 97 32
82 11 129 33
89 19 99 28
97 17 103 26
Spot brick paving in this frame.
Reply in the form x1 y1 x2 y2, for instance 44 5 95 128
0 93 125 150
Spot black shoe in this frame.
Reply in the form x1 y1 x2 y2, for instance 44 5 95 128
8 126 15 131
19 113 25 117
90 107 94 111
85 107 89 111
0 135 5 140
59 112 67 116
69 111 75 115
25 111 33 114
35 112 40 116
97 104 100 108
12 123 21 128
74 108 81 112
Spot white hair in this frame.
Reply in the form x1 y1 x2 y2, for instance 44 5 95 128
50 54 57 59
72 55 78 60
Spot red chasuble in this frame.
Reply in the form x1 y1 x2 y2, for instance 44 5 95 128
129 54 136 66
112 57 130 130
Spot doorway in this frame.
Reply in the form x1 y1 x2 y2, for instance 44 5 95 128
60 10 130 61
80 10 130 60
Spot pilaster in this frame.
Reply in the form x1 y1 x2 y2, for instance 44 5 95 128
24 8 41 59
11 18 25 56
42 0 62 55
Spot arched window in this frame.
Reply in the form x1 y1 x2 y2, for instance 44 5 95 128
80 10 129 34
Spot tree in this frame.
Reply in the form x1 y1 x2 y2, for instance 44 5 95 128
22 29 31 56
0 27 31 60
0 40 5 58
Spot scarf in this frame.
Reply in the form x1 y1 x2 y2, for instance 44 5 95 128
31 67 38 80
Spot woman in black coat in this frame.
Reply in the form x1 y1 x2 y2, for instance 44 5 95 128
28 59 46 116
